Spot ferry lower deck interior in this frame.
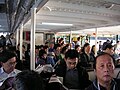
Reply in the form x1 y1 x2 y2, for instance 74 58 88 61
0 0 120 89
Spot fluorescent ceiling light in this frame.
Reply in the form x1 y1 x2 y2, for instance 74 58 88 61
42 22 73 26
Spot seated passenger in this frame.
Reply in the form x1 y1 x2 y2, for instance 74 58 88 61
80 43 93 68
102 44 119 65
0 50 20 89
86 52 120 90
14 70 44 90
55 49 91 90
36 50 47 67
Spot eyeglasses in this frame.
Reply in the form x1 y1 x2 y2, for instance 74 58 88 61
7 62 17 67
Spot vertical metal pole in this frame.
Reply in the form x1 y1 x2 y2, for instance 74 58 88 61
54 33 57 44
20 24 23 60
70 30 72 43
16 29 19 49
116 35 118 43
30 8 36 70
70 30 72 49
95 28 98 56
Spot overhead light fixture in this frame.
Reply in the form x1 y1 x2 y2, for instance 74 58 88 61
104 3 115 9
45 6 52 11
41 22 73 26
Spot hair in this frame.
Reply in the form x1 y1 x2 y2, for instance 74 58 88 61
77 37 80 41
0 50 16 63
117 41 119 43
39 45 44 49
35 45 40 49
15 70 44 90
54 44 61 50
93 52 115 69
43 45 48 50
104 44 113 50
75 45 80 50
65 49 79 59
81 43 90 52
39 50 47 58
91 45 95 54
10 33 14 36
60 46 68 54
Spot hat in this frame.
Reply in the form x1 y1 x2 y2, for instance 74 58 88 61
0 50 16 63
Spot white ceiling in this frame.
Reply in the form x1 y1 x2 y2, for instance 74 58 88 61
24 0 120 34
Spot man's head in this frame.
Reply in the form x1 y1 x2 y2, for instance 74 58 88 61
0 50 17 74
14 70 44 90
103 44 114 55
83 43 90 53
10 33 14 39
77 37 80 41
94 53 115 84
39 50 47 59
75 45 81 53
64 49 79 69
49 42 54 48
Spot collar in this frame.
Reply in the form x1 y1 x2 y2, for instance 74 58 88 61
0 67 20 76
0 67 5 74
93 79 116 90
66 67 77 71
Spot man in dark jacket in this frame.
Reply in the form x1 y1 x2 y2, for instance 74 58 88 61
55 49 91 90
86 52 120 90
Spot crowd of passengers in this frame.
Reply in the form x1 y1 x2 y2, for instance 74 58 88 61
0 34 120 90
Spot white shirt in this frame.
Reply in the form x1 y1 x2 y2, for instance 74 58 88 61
6 38 16 46
76 41 81 46
0 67 20 86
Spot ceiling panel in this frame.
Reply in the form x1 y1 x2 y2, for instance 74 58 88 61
23 0 120 34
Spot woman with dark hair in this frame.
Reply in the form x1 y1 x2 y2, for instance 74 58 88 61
90 45 96 62
36 50 47 67
80 43 94 68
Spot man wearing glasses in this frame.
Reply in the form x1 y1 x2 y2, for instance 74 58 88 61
0 50 20 89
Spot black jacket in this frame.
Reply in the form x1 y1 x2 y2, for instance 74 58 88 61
55 62 92 90
86 78 120 90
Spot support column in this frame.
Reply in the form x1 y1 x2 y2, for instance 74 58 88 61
54 33 57 44
70 30 72 43
70 30 72 49
30 8 36 70
20 24 23 61
16 29 19 49
95 28 98 56
116 35 118 43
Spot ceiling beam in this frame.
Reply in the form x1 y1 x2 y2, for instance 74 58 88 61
37 10 119 23
36 15 106 25
45 1 120 16
23 0 48 25
104 0 120 5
